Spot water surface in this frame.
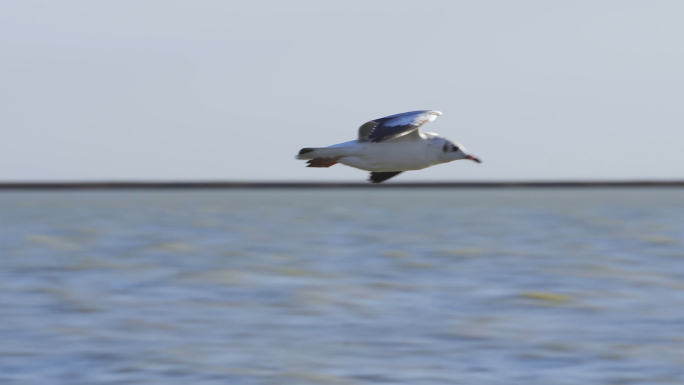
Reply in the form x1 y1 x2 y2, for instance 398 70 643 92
1 189 683 384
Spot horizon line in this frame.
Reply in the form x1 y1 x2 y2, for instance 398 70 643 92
1 180 683 190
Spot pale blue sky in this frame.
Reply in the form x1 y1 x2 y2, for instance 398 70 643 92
1 0 682 181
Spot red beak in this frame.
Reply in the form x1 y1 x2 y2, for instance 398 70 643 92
465 155 481 163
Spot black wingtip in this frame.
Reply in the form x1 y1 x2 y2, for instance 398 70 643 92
299 148 315 155
369 171 403 183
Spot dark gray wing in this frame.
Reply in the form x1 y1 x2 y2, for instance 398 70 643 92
358 110 442 143
369 171 403 183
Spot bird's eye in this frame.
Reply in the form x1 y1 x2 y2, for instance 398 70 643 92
452 146 459 152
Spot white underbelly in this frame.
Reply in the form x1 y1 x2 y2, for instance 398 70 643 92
338 142 438 172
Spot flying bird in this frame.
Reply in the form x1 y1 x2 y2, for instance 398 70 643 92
296 110 481 183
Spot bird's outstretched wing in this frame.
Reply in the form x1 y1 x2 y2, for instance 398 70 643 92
358 110 442 143
369 171 402 183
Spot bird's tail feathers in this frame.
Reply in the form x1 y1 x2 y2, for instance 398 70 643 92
296 147 354 160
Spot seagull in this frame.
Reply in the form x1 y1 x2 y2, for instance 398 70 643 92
296 110 481 183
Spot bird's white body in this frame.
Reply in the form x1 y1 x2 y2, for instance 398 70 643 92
325 132 448 172
296 110 480 183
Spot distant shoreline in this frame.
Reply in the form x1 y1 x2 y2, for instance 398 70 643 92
0 181 683 190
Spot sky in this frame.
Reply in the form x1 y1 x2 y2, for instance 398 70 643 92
1 0 682 182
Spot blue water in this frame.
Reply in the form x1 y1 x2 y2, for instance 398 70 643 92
1 190 683 384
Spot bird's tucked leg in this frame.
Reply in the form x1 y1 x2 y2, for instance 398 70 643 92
306 157 341 168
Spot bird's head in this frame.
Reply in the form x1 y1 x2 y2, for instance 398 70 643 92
439 140 481 163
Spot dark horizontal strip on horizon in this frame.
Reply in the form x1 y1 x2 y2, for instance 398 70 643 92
0 181 683 190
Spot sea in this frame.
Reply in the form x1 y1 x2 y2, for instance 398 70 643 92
0 189 682 385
